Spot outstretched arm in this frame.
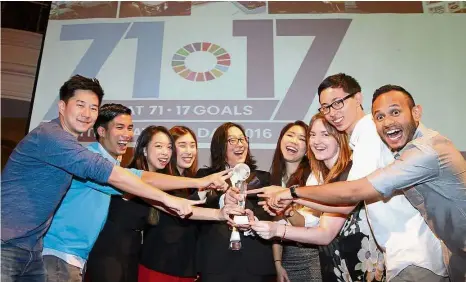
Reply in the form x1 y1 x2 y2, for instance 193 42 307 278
292 178 380 205
108 166 203 217
249 179 381 210
141 169 232 191
152 202 245 225
250 185 361 214
251 212 347 245
293 199 355 215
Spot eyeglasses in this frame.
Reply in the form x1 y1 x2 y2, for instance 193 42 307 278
318 93 357 115
227 137 249 145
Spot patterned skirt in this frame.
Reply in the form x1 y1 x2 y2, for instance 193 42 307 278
282 243 322 282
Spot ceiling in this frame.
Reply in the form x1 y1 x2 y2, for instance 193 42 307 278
1 1 51 34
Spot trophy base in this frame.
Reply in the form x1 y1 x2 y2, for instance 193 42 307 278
229 241 242 251
233 215 249 225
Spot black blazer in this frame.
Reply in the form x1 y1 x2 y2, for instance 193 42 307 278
194 167 276 276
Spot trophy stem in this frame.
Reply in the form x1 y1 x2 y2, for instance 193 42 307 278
229 227 242 251
229 174 249 251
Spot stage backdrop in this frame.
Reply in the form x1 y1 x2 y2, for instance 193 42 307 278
30 1 466 169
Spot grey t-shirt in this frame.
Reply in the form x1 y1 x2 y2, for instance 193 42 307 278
367 124 466 256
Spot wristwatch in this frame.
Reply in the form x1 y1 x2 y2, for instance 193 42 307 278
289 184 299 199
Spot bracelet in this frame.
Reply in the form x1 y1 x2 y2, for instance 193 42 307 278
274 259 282 262
281 224 287 242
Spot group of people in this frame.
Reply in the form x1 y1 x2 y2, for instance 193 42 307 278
1 73 465 282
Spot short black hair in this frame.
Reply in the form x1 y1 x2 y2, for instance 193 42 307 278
372 84 415 109
93 103 132 141
317 73 361 97
59 74 105 105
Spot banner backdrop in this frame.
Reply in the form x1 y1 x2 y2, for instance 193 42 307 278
30 1 466 169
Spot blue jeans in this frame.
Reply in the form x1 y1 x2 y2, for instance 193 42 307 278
1 242 46 282
43 255 83 282
448 252 466 282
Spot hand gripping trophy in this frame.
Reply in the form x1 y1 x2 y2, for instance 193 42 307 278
229 163 250 251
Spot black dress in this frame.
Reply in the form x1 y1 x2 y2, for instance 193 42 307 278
195 167 276 282
318 162 386 282
138 188 199 278
86 195 150 282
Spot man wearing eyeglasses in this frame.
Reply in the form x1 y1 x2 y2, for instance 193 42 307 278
254 74 447 281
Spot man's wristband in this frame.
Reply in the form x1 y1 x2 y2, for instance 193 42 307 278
289 184 299 199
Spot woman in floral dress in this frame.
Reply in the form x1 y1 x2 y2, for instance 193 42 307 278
317 184 385 281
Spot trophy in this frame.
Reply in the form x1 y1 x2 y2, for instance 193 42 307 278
229 163 250 251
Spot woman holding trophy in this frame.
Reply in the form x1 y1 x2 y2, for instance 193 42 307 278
194 122 276 282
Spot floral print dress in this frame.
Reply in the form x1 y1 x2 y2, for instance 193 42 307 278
318 163 386 282
319 203 385 282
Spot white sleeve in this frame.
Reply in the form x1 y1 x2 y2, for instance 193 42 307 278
298 207 321 227
244 216 259 236
348 131 394 181
198 190 208 200
218 194 225 208
300 174 322 227
305 173 320 186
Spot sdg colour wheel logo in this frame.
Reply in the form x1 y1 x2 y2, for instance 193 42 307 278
171 42 231 82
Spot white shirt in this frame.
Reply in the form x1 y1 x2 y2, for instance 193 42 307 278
349 114 446 280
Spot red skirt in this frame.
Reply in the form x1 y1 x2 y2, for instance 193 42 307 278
138 264 196 282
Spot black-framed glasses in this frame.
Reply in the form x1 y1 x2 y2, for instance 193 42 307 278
319 92 357 115
227 136 249 145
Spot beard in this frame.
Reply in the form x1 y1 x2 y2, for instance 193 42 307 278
379 114 419 153
403 119 418 148
390 118 418 152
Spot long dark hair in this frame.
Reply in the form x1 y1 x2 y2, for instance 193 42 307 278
210 122 257 172
168 126 198 177
308 113 351 184
128 125 176 175
270 121 310 187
